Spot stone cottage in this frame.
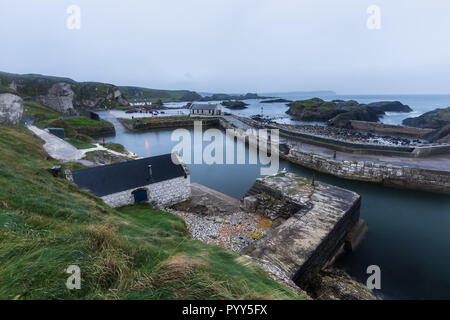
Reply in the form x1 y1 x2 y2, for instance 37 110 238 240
190 103 222 116
69 153 191 208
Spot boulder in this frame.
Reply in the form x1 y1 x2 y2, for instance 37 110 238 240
403 107 450 129
37 82 76 115
0 93 24 125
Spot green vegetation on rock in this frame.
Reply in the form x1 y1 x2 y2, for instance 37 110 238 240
119 86 202 102
65 116 113 129
23 101 62 122
104 142 125 153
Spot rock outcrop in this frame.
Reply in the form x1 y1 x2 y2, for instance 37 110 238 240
0 93 24 124
287 98 412 123
328 108 379 127
221 100 249 109
37 82 76 115
423 124 450 143
403 107 450 129
286 98 344 121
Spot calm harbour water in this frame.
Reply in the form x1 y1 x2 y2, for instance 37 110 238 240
97 94 450 300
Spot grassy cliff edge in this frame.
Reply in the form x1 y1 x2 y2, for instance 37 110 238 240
0 125 301 300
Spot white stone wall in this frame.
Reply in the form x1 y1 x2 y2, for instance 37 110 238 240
101 175 191 208
148 175 191 207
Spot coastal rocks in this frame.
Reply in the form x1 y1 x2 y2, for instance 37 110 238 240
423 124 450 143
221 100 249 109
328 108 379 126
37 82 76 115
403 107 450 129
366 101 413 113
286 98 344 121
200 92 270 101
0 93 24 125
261 98 292 103
303 268 376 300
287 98 412 123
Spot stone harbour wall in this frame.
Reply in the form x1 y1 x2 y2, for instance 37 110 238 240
248 173 361 287
102 176 191 208
285 149 450 194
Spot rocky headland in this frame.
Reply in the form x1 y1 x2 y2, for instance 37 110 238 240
286 98 412 124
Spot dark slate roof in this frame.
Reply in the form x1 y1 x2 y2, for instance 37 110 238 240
71 154 187 197
190 103 220 110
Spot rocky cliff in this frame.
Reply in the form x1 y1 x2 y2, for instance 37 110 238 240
36 82 76 114
0 93 24 124
0 71 129 115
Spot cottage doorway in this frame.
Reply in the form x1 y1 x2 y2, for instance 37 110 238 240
132 189 148 203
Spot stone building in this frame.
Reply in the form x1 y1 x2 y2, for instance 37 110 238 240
69 153 191 208
190 103 222 116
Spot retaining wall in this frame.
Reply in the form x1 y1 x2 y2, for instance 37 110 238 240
286 149 450 194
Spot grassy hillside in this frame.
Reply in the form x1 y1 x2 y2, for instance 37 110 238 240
0 125 301 300
119 86 201 102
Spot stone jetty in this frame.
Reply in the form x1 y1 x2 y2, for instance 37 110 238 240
244 172 363 287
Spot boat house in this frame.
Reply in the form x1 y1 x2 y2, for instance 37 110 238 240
68 153 191 208
190 103 222 116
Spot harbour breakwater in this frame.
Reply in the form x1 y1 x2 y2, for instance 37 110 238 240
244 173 374 299
283 149 450 194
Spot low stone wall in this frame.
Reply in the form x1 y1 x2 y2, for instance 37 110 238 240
412 144 450 157
285 149 450 194
75 125 116 137
102 176 191 208
120 118 220 131
348 120 434 138
236 116 450 158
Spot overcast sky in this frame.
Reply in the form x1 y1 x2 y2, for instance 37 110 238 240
1 0 450 94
